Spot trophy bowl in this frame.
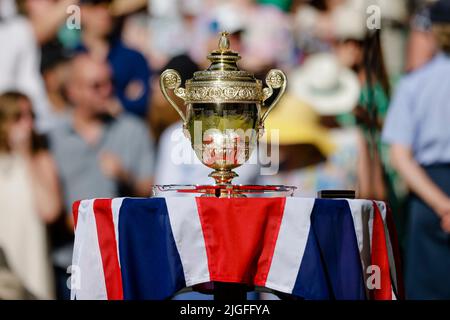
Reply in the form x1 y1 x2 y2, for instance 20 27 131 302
160 32 286 185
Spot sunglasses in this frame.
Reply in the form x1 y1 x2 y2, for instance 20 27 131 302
13 110 36 122
87 79 112 91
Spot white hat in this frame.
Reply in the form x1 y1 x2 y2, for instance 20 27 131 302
290 53 361 115
332 4 366 40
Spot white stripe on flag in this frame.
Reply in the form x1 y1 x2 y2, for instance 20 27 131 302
374 201 398 299
166 198 210 287
265 198 315 294
71 199 108 300
111 198 125 268
347 199 375 299
347 200 374 265
71 200 85 300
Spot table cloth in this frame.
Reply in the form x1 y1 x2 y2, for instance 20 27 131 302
70 197 403 300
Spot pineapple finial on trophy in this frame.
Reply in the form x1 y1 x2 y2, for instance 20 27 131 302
218 31 230 52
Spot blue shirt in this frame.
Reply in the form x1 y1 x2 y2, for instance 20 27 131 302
77 40 152 118
108 40 152 118
382 53 450 165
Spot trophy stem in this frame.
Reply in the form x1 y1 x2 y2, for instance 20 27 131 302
209 169 238 185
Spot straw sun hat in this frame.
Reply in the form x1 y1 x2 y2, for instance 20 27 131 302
289 53 361 116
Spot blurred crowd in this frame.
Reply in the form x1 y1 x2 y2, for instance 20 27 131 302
0 0 449 300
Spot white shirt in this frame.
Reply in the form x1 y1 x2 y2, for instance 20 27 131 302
0 154 54 299
155 122 260 186
0 17 52 132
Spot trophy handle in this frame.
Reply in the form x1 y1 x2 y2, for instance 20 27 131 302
160 69 187 124
260 69 287 124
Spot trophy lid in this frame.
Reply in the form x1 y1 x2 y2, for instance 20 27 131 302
185 32 263 104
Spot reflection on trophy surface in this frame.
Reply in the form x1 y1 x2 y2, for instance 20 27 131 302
160 32 286 186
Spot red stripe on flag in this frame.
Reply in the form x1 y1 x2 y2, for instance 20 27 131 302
386 205 405 300
72 200 81 231
196 197 286 285
93 199 123 300
370 201 392 300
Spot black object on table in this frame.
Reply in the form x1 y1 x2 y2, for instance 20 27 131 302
317 190 356 199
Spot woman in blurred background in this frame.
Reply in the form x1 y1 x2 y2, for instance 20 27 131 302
0 92 61 299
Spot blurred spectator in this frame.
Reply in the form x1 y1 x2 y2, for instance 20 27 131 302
77 0 152 118
335 21 409 238
48 54 155 298
50 54 155 213
0 91 61 299
242 1 296 72
293 0 346 55
0 247 34 300
382 0 450 299
406 2 438 72
40 42 73 127
144 0 295 73
330 0 409 78
0 11 52 132
293 0 409 77
15 0 79 45
374 0 409 78
146 0 205 69
333 13 395 202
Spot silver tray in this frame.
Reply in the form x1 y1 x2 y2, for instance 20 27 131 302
152 185 297 198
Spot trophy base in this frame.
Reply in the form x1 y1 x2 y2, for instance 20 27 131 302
152 185 297 198
208 169 239 186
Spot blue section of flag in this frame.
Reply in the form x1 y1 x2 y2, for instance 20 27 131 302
292 226 331 299
294 199 366 300
118 198 186 300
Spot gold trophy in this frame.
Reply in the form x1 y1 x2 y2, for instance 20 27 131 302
160 32 286 187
